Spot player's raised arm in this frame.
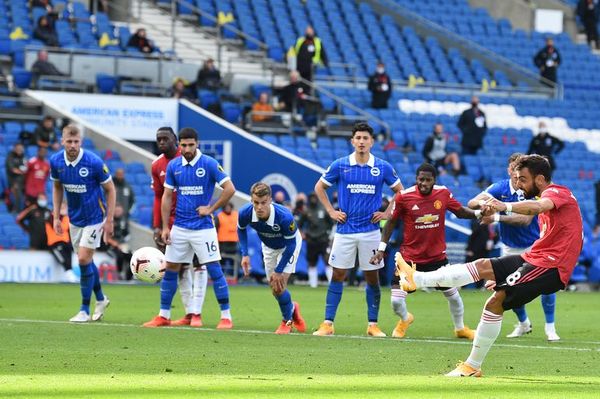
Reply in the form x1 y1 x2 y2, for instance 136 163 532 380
480 212 534 227
486 197 554 216
467 192 492 209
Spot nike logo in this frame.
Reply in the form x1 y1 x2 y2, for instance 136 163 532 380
174 171 182 175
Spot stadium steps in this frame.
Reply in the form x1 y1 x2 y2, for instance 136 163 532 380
131 0 274 76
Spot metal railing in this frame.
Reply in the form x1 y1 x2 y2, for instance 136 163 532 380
365 0 561 99
162 0 269 68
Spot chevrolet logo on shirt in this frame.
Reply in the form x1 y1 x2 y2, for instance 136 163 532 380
415 214 439 224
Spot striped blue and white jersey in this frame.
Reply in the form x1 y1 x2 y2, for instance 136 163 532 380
485 178 539 248
237 203 298 251
320 152 400 234
50 149 111 227
164 150 230 230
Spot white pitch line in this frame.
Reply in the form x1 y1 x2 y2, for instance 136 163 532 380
1 318 598 353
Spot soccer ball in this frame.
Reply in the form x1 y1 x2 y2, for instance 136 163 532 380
130 247 166 283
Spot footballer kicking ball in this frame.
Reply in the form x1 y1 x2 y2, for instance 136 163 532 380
130 247 166 283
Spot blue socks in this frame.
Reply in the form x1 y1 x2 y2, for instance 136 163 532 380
79 263 94 314
276 289 294 321
541 294 556 323
366 283 381 323
206 262 230 310
160 270 179 311
91 262 105 301
325 280 344 322
512 306 528 323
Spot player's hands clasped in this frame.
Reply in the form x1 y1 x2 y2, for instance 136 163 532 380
369 250 385 265
329 209 347 224
481 197 506 214
241 256 251 277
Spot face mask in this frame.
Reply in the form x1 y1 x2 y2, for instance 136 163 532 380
296 200 305 208
471 102 478 107
539 127 548 134
376 67 384 74
38 199 48 207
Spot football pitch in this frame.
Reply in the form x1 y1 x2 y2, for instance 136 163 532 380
0 283 598 398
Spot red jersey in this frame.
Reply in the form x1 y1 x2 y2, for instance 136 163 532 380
151 149 181 229
392 185 463 264
24 157 50 198
522 184 583 285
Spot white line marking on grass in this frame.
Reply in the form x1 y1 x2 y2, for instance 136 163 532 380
1 318 598 352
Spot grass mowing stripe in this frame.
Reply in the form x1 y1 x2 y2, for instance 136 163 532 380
1 317 597 353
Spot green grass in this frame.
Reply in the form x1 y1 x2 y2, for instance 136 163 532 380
0 283 598 398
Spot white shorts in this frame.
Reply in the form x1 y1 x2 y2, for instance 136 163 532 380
262 233 302 277
70 221 104 254
329 230 383 271
165 225 222 265
501 244 532 256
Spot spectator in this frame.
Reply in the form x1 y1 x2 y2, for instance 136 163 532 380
24 146 50 206
422 123 461 176
527 121 564 171
251 92 275 122
113 168 136 222
298 192 333 288
578 0 600 49
46 201 78 283
196 58 222 91
33 15 58 47
368 61 392 109
34 116 59 150
32 0 53 11
6 143 26 213
31 50 64 80
16 193 50 250
457 95 487 155
170 77 197 102
215 202 239 266
127 28 155 54
534 37 561 85
104 204 133 280
276 70 306 113
293 192 307 221
273 191 290 208
294 25 328 83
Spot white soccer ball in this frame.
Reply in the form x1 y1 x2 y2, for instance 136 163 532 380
130 247 166 283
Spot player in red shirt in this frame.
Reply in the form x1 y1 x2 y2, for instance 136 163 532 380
371 163 481 339
24 146 50 205
151 127 207 327
395 155 583 377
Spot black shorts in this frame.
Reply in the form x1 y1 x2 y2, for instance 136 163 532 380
306 240 328 265
490 255 564 311
392 258 449 290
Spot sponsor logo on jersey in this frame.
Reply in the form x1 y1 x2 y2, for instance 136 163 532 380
63 184 87 193
272 224 281 232
102 164 109 174
370 167 380 177
195 168 206 178
79 167 89 177
289 221 296 232
411 204 419 210
179 186 204 195
346 183 376 194
414 213 440 229
433 200 442 210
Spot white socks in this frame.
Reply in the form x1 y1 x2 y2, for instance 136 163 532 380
159 309 171 319
466 310 503 369
443 288 465 330
178 267 193 314
191 267 208 315
414 262 480 288
325 266 333 283
221 308 232 320
308 267 318 288
390 288 409 320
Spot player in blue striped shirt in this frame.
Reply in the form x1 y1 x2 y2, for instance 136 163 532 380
237 182 306 334
50 125 115 323
143 128 236 329
313 122 403 337
469 153 559 341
